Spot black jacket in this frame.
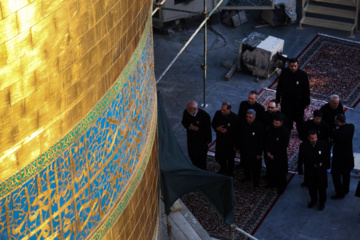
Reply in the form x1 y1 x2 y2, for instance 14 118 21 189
211 111 239 159
302 119 330 142
182 108 212 153
276 68 310 111
331 123 355 172
239 119 264 158
320 102 345 130
264 125 290 174
298 139 330 188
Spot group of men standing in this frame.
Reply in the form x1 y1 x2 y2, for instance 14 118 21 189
181 59 355 210
297 94 354 210
182 92 289 194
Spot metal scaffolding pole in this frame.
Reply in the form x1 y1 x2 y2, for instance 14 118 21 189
152 0 167 16
231 224 259 240
201 0 208 108
156 0 224 85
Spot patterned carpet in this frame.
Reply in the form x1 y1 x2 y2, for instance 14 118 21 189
182 160 292 240
269 34 360 108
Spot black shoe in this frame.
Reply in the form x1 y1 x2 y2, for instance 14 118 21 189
307 201 316 208
331 194 345 200
301 182 307 187
318 203 325 211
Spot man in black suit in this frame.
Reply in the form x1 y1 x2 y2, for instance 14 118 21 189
320 94 345 130
302 110 330 143
238 109 264 187
182 100 212 169
298 129 330 210
276 59 310 134
330 113 355 200
238 90 265 125
212 102 239 176
264 99 288 131
264 113 290 194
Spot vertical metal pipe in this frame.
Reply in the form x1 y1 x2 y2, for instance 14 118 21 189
202 0 208 108
156 0 224 84
167 215 172 239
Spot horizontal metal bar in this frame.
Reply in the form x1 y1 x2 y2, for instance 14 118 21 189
161 7 202 15
220 6 274 10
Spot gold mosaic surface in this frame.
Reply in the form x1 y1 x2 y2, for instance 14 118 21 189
0 0 152 182
0 26 157 240
0 0 159 239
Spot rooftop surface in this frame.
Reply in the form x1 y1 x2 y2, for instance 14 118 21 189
154 3 360 239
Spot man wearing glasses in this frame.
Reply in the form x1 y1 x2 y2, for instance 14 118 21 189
264 99 287 131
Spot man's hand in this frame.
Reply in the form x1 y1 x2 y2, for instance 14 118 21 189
216 125 227 133
190 124 199 131
267 152 274 160
314 163 323 168
299 174 304 179
256 155 262 160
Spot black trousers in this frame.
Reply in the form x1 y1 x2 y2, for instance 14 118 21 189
282 105 304 133
267 161 287 191
309 186 326 204
286 113 304 133
332 170 351 196
272 172 287 191
216 150 236 176
189 145 208 170
243 156 262 186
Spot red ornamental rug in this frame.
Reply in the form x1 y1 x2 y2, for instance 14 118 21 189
269 34 360 108
186 89 329 239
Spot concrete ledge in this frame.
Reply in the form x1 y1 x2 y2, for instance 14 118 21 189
354 153 360 170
